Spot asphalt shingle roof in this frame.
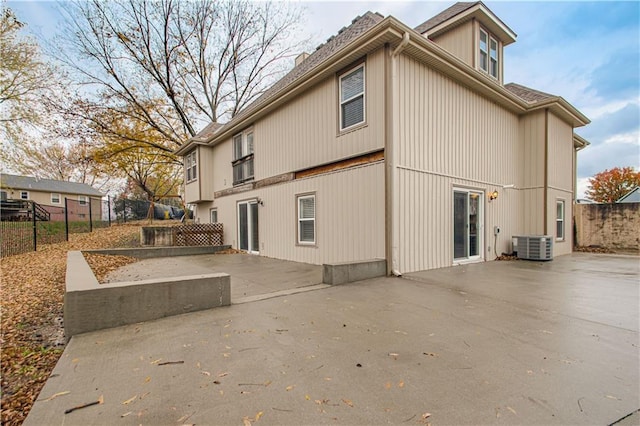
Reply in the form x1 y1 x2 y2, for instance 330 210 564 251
414 2 479 34
207 11 384 140
0 174 103 197
504 83 555 103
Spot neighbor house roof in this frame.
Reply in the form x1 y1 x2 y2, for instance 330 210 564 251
0 174 103 197
617 187 640 203
176 3 588 155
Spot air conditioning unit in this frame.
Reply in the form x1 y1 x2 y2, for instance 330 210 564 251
513 235 553 261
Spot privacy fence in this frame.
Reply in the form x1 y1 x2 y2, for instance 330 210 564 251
1 197 190 257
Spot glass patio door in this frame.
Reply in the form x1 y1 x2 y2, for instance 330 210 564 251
238 200 259 254
453 190 482 261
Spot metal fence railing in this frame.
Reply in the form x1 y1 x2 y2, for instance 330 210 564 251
1 197 113 258
1 197 191 257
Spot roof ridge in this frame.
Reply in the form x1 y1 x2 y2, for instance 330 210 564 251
414 2 480 34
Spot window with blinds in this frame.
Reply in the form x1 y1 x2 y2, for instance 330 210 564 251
232 131 254 185
339 64 365 130
297 194 316 245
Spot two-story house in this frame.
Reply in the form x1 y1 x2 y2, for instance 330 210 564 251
177 1 590 274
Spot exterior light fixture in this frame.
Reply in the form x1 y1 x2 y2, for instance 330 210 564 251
489 190 499 201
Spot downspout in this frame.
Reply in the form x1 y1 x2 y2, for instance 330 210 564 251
543 109 549 235
387 32 410 277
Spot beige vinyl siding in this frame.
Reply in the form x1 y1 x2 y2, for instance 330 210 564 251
256 48 386 179
520 111 546 235
2 190 99 207
212 139 233 192
184 146 215 203
430 20 474 67
199 146 215 201
547 113 574 254
395 53 522 273
209 162 385 265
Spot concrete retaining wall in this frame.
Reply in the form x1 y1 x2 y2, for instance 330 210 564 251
64 251 230 338
575 203 640 251
83 245 231 259
323 259 386 285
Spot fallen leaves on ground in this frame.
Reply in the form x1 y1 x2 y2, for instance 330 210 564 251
83 253 139 283
0 223 142 426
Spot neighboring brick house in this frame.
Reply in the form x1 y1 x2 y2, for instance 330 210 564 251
1 173 103 221
177 2 590 274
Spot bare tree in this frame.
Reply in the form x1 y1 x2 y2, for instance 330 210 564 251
54 0 305 155
0 7 55 154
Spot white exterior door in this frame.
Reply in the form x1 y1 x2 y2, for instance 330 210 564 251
453 189 483 262
237 200 259 254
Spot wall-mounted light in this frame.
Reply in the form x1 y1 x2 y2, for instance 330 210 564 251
488 190 499 201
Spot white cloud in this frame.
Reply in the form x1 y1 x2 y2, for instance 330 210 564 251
604 131 640 146
576 177 590 199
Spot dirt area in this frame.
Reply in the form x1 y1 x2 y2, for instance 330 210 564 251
0 223 142 426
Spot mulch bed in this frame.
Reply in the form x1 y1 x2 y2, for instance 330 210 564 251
0 224 142 426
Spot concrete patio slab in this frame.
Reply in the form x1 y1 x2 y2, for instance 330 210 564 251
104 253 324 302
26 253 639 425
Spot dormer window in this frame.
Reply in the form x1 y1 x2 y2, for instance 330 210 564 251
479 28 499 79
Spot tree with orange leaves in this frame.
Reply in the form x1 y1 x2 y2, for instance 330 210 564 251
585 167 640 203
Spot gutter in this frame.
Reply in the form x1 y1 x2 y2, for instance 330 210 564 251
387 32 410 277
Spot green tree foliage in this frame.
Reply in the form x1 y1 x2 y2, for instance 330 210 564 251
585 167 640 203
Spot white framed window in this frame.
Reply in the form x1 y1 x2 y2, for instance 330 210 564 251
479 28 499 79
51 193 61 204
210 208 218 223
185 150 197 183
297 194 316 245
479 29 488 73
339 63 365 130
556 200 565 241
78 195 88 206
489 37 498 78
232 130 254 185
20 191 29 200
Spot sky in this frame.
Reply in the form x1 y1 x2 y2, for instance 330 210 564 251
7 0 640 198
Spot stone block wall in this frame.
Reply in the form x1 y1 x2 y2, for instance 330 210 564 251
574 203 640 251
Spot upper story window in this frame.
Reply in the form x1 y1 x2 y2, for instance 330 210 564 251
51 193 61 204
185 150 197 183
232 130 254 185
479 28 499 79
339 63 365 131
78 195 88 206
20 191 29 200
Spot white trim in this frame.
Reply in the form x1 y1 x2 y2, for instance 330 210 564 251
297 193 316 245
78 195 88 205
51 193 61 204
185 150 197 183
210 208 218 224
556 199 565 241
453 188 484 263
